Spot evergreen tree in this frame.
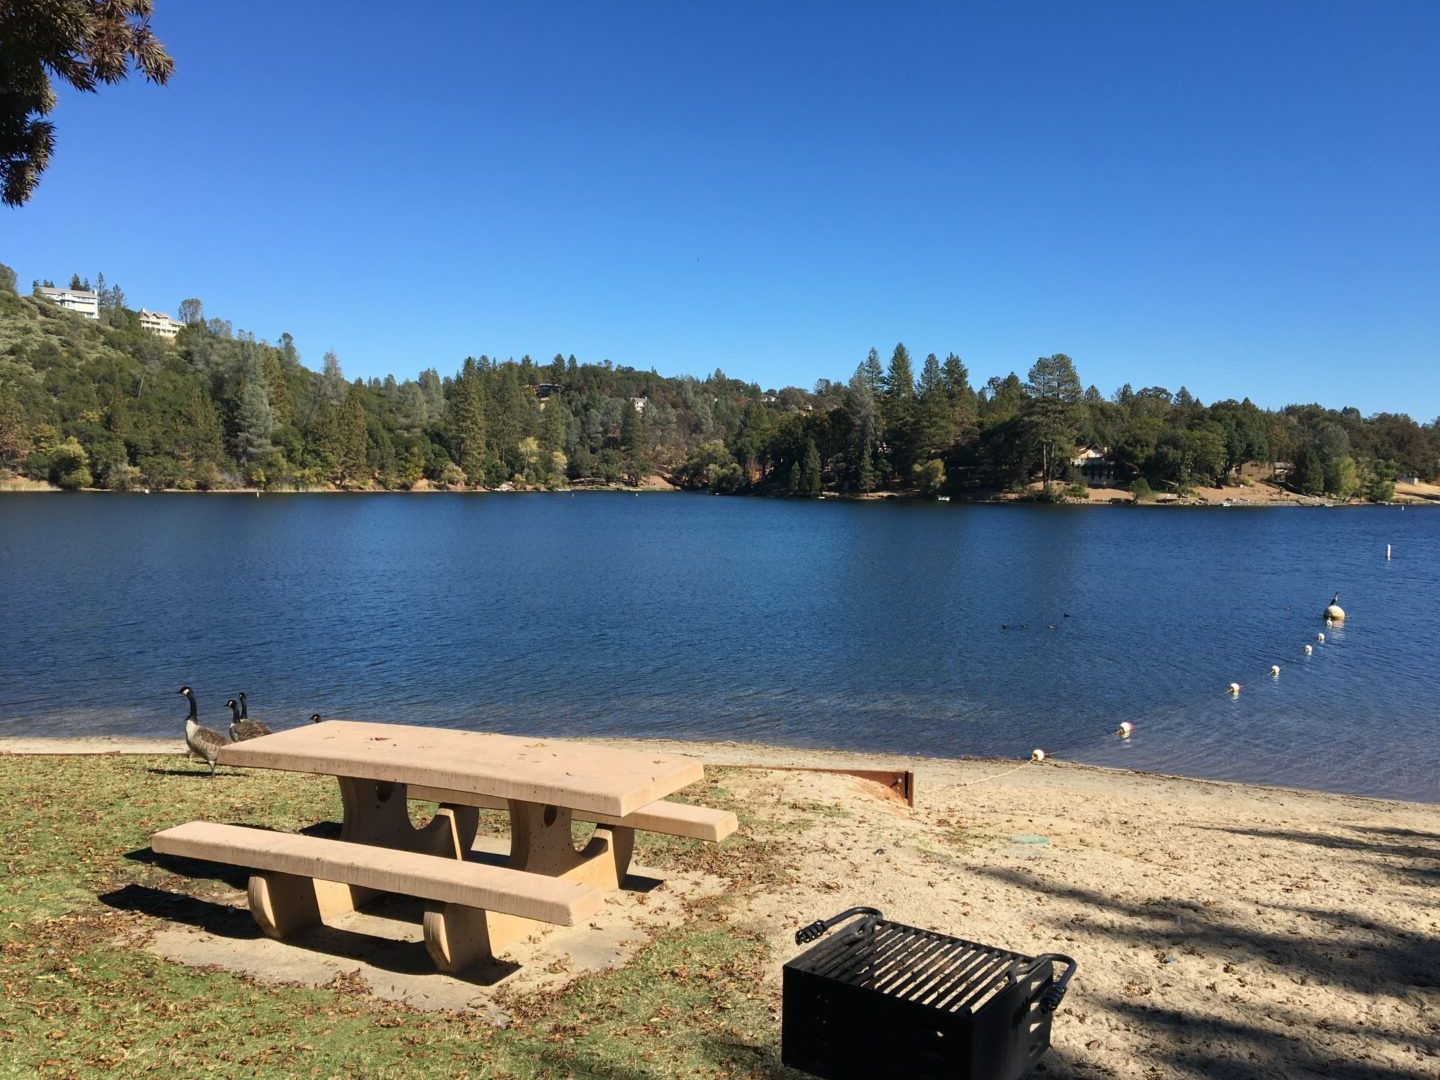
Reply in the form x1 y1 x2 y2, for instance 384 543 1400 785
883 343 916 403
230 377 275 476
620 400 648 483
942 353 978 436
860 347 885 395
800 437 821 495
882 343 918 477
1291 444 1324 495
336 389 369 486
1023 354 1083 494
446 357 487 482
915 352 955 458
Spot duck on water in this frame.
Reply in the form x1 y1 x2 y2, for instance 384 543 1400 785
178 686 228 776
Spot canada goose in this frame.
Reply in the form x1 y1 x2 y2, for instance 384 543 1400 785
309 713 323 723
225 698 271 741
178 686 228 775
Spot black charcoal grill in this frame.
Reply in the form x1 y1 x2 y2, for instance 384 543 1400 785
783 908 1076 1080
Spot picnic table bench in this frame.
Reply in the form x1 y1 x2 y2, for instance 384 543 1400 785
150 721 736 974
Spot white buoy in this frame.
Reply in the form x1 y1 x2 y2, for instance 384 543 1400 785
1269 665 1280 677
1116 721 1133 738
1324 594 1345 623
1031 748 1046 762
1386 544 1392 560
1317 632 1325 644
1227 682 1241 695
1304 644 1313 655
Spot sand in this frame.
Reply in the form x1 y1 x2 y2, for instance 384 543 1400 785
5 735 1437 1077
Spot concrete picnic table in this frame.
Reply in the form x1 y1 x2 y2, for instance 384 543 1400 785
167 720 735 966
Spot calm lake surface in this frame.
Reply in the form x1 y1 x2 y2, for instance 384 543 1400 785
1 493 1435 802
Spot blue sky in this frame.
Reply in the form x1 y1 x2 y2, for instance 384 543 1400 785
5 1 1437 417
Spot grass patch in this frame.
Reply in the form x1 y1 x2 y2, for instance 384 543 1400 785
0 754 800 1078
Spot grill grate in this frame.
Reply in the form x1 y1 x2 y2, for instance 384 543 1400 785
783 908 1076 1080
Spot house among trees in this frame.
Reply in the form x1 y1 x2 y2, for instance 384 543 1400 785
137 308 185 342
37 286 98 319
1071 444 1115 486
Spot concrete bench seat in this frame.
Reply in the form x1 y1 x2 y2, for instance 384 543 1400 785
408 786 739 843
152 821 605 973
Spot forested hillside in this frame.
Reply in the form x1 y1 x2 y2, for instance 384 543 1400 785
1 266 1435 499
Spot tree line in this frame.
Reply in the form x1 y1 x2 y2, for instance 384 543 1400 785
0 269 1435 500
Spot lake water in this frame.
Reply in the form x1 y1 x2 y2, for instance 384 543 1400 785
0 493 1435 803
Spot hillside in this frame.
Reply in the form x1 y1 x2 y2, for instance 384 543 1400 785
1 275 1436 499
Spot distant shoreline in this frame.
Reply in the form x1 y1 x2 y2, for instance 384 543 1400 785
6 468 1440 506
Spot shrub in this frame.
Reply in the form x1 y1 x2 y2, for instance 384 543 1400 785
1130 477 1154 502
48 438 92 490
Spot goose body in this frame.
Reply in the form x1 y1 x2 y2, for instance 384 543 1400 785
178 686 229 775
226 697 271 741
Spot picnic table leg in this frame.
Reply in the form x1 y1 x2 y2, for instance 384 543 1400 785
507 801 635 890
248 872 356 939
338 777 479 860
423 902 493 973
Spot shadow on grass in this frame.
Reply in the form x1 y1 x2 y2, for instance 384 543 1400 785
697 1036 799 1078
99 882 520 985
145 766 251 778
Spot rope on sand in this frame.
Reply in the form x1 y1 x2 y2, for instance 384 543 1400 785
959 759 1035 787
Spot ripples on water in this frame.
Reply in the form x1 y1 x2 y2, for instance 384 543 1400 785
0 493 1435 802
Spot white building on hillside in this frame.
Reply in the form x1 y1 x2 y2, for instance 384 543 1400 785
37 286 99 319
138 308 185 341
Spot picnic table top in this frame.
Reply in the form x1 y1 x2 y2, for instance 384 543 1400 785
215 720 705 818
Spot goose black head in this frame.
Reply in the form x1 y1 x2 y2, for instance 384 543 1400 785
310 713 322 723
178 686 192 697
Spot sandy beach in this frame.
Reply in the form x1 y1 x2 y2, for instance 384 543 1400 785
3 734 1436 1077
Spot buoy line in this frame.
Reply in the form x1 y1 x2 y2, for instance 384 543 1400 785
1024 637 1341 774
961 598 1346 787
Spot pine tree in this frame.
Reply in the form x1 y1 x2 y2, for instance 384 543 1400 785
262 351 293 427
915 353 955 457
230 376 275 475
801 438 821 495
336 390 369 486
861 348 885 396
942 353 977 436
446 357 487 482
882 343 918 477
857 447 877 494
620 401 648 483
1024 354 1083 494
884 343 916 402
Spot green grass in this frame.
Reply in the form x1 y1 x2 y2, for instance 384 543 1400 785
0 756 798 1078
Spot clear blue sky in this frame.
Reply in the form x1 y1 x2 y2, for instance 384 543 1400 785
5 1 1437 417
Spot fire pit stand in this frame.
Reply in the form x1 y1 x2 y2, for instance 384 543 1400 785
782 907 1076 1080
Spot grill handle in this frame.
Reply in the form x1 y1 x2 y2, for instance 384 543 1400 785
1010 953 1078 1012
794 907 885 945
